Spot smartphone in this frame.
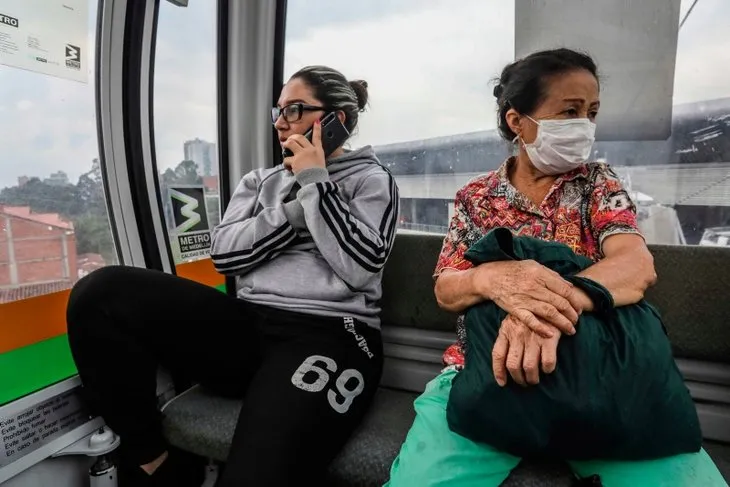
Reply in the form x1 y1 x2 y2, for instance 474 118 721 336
281 112 350 159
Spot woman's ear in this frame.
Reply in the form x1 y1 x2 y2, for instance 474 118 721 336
336 110 346 125
505 108 522 140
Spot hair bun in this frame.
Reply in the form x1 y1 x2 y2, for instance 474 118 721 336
349 79 369 111
493 84 503 98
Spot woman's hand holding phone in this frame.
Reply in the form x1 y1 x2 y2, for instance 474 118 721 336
282 120 325 174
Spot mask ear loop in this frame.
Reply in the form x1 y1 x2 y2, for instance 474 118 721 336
524 114 540 126
511 114 540 146
514 115 544 152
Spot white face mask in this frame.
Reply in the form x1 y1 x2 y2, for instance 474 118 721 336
517 115 596 175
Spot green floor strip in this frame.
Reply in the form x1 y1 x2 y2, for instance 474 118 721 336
0 283 227 407
0 335 77 407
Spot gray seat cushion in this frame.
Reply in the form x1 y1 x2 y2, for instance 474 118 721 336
162 385 239 462
161 385 416 484
162 385 580 486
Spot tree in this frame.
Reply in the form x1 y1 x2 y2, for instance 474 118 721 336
73 214 116 263
76 159 107 218
172 160 203 185
0 157 204 268
161 168 177 186
0 177 82 216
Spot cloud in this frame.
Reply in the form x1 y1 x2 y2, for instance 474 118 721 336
0 67 98 188
284 0 514 147
672 0 730 104
15 100 33 111
0 0 218 188
152 0 217 172
284 0 730 147
285 0 435 42
0 0 728 191
0 65 99 187
0 2 99 188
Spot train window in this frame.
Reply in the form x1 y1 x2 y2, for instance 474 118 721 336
284 0 514 235
0 1 116 306
284 0 730 247
655 0 730 246
153 0 220 266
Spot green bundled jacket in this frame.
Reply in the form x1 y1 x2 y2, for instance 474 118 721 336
446 228 702 460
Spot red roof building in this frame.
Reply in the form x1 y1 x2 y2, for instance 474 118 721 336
0 206 78 303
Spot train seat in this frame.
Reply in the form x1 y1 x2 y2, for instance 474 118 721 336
162 233 730 485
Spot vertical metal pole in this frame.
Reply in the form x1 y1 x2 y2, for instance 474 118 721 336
89 455 118 487
5 216 19 285
61 232 70 280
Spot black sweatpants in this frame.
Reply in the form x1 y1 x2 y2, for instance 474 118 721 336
66 265 383 486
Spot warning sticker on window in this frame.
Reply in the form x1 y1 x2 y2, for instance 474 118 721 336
0 388 89 469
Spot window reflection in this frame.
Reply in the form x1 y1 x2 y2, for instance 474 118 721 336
284 0 730 246
153 0 218 264
0 2 116 304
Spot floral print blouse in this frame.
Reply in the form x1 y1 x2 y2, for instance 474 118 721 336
434 158 642 369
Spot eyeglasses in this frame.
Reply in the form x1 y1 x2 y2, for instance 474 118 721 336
271 103 326 124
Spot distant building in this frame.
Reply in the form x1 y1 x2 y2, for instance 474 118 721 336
202 175 218 193
0 206 77 302
44 171 71 186
184 138 218 176
201 176 221 227
17 176 29 187
77 253 106 279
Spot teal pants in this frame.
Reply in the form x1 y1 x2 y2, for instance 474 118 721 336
385 370 727 487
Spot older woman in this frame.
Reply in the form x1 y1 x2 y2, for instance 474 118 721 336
386 48 726 487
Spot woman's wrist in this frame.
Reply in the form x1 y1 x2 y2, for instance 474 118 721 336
572 287 595 313
470 263 496 301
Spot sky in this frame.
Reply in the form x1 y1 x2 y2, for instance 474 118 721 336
0 0 729 190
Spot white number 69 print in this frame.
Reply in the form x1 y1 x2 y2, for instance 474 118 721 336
291 355 365 414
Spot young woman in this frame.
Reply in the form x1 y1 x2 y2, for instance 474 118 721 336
67 65 399 487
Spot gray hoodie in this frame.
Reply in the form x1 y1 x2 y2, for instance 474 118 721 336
210 146 399 329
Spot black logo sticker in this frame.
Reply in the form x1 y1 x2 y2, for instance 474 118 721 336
0 13 19 28
65 44 81 70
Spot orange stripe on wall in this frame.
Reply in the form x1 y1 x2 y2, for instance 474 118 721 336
0 290 70 354
175 258 225 288
0 259 223 355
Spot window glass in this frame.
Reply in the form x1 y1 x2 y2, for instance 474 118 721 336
284 0 730 246
652 0 730 245
0 1 116 305
154 0 219 265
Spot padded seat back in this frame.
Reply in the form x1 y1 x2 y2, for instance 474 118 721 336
380 232 455 331
380 232 730 362
645 245 730 363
